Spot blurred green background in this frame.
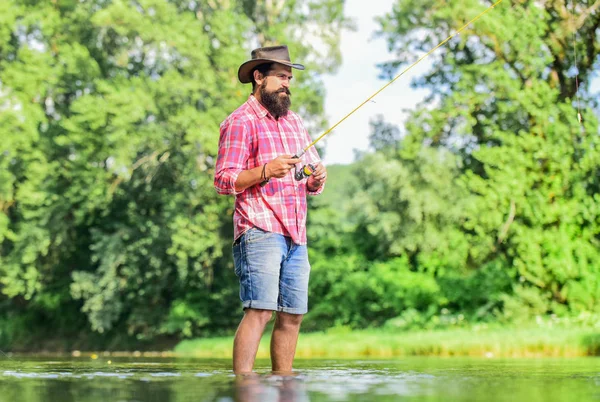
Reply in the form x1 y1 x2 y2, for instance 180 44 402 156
0 0 599 353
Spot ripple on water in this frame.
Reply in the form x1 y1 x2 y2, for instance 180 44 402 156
149 372 181 377
3 371 60 379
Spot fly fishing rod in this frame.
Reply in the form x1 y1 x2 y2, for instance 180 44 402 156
291 0 505 181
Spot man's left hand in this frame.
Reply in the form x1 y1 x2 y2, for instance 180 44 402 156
307 162 326 191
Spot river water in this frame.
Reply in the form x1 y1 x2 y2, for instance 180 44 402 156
0 356 598 401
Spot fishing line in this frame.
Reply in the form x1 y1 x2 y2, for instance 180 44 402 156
294 0 506 159
570 0 583 126
0 349 13 360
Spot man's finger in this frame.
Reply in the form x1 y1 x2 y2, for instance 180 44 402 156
313 166 325 176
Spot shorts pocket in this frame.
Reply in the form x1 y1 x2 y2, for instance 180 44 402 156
245 227 274 244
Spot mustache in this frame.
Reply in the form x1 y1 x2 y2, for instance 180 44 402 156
277 88 291 95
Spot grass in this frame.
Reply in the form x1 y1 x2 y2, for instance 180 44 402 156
174 325 600 358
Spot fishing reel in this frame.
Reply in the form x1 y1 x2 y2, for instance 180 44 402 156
259 150 314 187
294 163 316 181
291 150 315 181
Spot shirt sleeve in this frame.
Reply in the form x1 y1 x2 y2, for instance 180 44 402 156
214 118 250 195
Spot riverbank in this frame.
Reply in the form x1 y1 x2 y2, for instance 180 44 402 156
174 325 600 358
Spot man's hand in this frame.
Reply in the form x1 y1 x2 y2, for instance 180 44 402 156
307 162 326 191
265 155 301 179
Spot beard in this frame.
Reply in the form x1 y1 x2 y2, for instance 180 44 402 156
260 82 291 118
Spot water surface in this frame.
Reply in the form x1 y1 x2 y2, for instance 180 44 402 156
0 357 598 401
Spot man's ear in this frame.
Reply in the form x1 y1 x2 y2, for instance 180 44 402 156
253 69 265 86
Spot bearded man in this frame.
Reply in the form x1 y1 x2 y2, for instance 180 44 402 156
214 45 327 374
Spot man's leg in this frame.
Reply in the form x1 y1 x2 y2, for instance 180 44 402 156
270 312 303 373
271 240 310 373
233 308 274 374
232 228 286 374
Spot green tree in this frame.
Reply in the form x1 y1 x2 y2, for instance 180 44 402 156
0 0 349 348
369 0 600 320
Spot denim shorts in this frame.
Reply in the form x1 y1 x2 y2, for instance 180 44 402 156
233 227 310 315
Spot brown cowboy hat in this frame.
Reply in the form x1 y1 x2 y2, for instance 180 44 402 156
237 45 305 84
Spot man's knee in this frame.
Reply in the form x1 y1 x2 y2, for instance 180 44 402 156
245 308 274 326
276 312 303 328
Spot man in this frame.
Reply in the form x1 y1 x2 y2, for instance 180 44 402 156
214 45 327 374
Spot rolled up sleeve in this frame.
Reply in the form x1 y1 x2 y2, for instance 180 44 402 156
307 183 325 196
214 119 249 195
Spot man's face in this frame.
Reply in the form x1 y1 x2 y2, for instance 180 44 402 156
258 64 293 118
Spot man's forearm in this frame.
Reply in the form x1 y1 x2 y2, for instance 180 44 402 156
234 165 266 193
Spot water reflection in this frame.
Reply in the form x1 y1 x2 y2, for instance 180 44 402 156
0 357 598 402
234 374 309 402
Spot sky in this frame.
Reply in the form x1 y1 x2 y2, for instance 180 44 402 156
320 0 600 166
320 0 429 165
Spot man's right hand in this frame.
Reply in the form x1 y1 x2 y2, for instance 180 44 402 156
265 155 301 179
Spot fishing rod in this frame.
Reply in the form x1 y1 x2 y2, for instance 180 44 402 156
291 0 505 181
569 0 583 128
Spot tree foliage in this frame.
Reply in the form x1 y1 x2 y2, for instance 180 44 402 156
342 0 600 323
0 0 350 348
1 0 599 349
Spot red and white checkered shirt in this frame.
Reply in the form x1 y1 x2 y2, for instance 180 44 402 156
214 95 324 245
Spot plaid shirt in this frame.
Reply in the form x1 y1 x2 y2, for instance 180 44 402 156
214 95 324 245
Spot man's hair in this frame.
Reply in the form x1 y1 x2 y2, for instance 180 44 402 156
251 63 274 91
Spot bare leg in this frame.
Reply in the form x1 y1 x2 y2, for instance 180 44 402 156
270 312 303 373
233 309 273 374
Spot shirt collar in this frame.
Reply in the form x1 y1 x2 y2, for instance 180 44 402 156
248 94 288 121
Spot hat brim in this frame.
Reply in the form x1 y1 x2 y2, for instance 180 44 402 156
238 59 305 84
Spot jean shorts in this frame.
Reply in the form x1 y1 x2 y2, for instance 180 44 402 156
233 227 310 315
